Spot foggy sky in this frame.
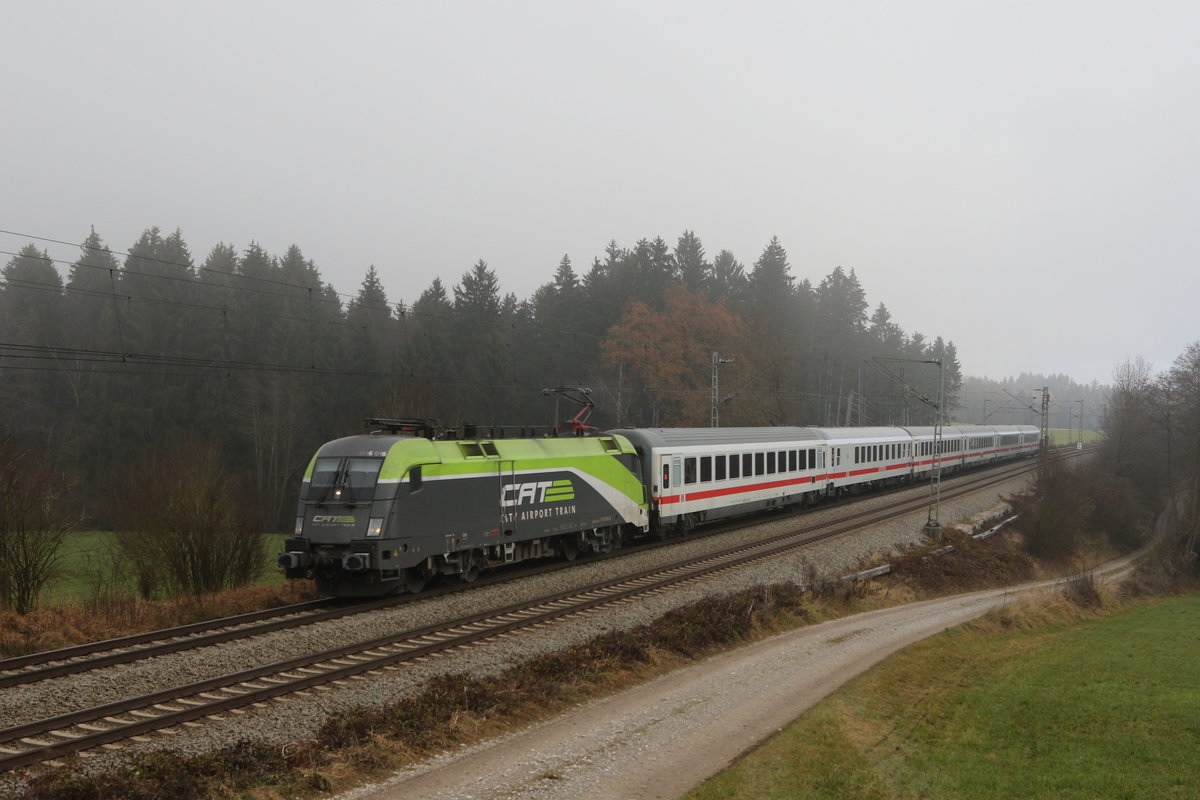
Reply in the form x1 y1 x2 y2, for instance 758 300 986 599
3 1 1197 386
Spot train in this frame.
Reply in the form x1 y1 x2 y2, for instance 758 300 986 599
278 417 1040 597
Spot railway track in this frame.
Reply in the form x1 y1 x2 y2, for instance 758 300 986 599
0 459 1039 772
0 520 734 688
0 451 1052 689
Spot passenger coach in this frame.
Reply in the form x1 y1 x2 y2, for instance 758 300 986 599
609 427 828 533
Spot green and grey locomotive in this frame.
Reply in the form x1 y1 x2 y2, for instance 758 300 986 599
278 419 649 596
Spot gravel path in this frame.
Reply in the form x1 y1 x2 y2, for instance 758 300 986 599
0 469 1029 793
340 589 1027 800
343 547 1143 800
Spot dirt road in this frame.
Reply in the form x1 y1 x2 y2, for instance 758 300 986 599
336 582 1044 800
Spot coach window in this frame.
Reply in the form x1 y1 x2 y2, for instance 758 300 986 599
789 450 797 471
766 452 776 474
715 455 727 481
755 452 765 475
729 454 740 479
743 453 752 476
684 457 697 485
700 456 712 483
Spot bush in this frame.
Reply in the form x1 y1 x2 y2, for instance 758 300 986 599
1012 452 1092 560
0 435 74 614
890 530 1036 593
1060 573 1103 608
113 437 264 598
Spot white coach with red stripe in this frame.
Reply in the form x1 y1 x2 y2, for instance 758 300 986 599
610 427 830 531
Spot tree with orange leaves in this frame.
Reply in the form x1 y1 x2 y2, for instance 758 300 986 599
602 285 747 427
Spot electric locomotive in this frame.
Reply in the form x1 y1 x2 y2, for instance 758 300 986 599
278 418 649 596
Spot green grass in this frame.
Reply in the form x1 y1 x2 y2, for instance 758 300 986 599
41 531 291 606
685 594 1200 800
1049 427 1103 446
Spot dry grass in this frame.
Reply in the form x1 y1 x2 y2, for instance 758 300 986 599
887 529 1037 595
0 580 316 657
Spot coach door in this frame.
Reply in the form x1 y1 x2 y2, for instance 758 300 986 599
660 455 681 497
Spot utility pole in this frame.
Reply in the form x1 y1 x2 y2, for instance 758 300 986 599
1078 398 1085 444
1039 387 1050 451
927 357 945 538
867 356 943 538
711 352 733 427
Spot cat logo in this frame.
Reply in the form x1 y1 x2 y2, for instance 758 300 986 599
499 479 575 507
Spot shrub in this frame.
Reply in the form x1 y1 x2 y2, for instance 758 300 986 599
113 437 264 598
0 435 74 614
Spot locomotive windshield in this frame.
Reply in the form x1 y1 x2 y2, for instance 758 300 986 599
310 456 384 504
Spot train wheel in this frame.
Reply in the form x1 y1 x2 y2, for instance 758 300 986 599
460 550 483 583
596 526 617 554
561 535 579 562
402 566 427 594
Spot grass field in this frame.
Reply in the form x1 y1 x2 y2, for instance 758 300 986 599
684 593 1200 800
41 531 291 606
1049 427 1103 446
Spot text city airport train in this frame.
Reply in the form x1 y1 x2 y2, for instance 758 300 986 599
278 418 1041 597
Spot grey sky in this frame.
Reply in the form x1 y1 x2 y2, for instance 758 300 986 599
3 1 1197 386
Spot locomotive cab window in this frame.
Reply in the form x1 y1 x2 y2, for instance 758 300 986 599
311 456 384 503
408 465 423 492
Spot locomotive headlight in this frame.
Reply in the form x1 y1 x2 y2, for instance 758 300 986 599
294 517 305 537
366 517 384 538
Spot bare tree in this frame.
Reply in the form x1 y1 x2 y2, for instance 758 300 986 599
115 437 265 597
0 435 73 614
